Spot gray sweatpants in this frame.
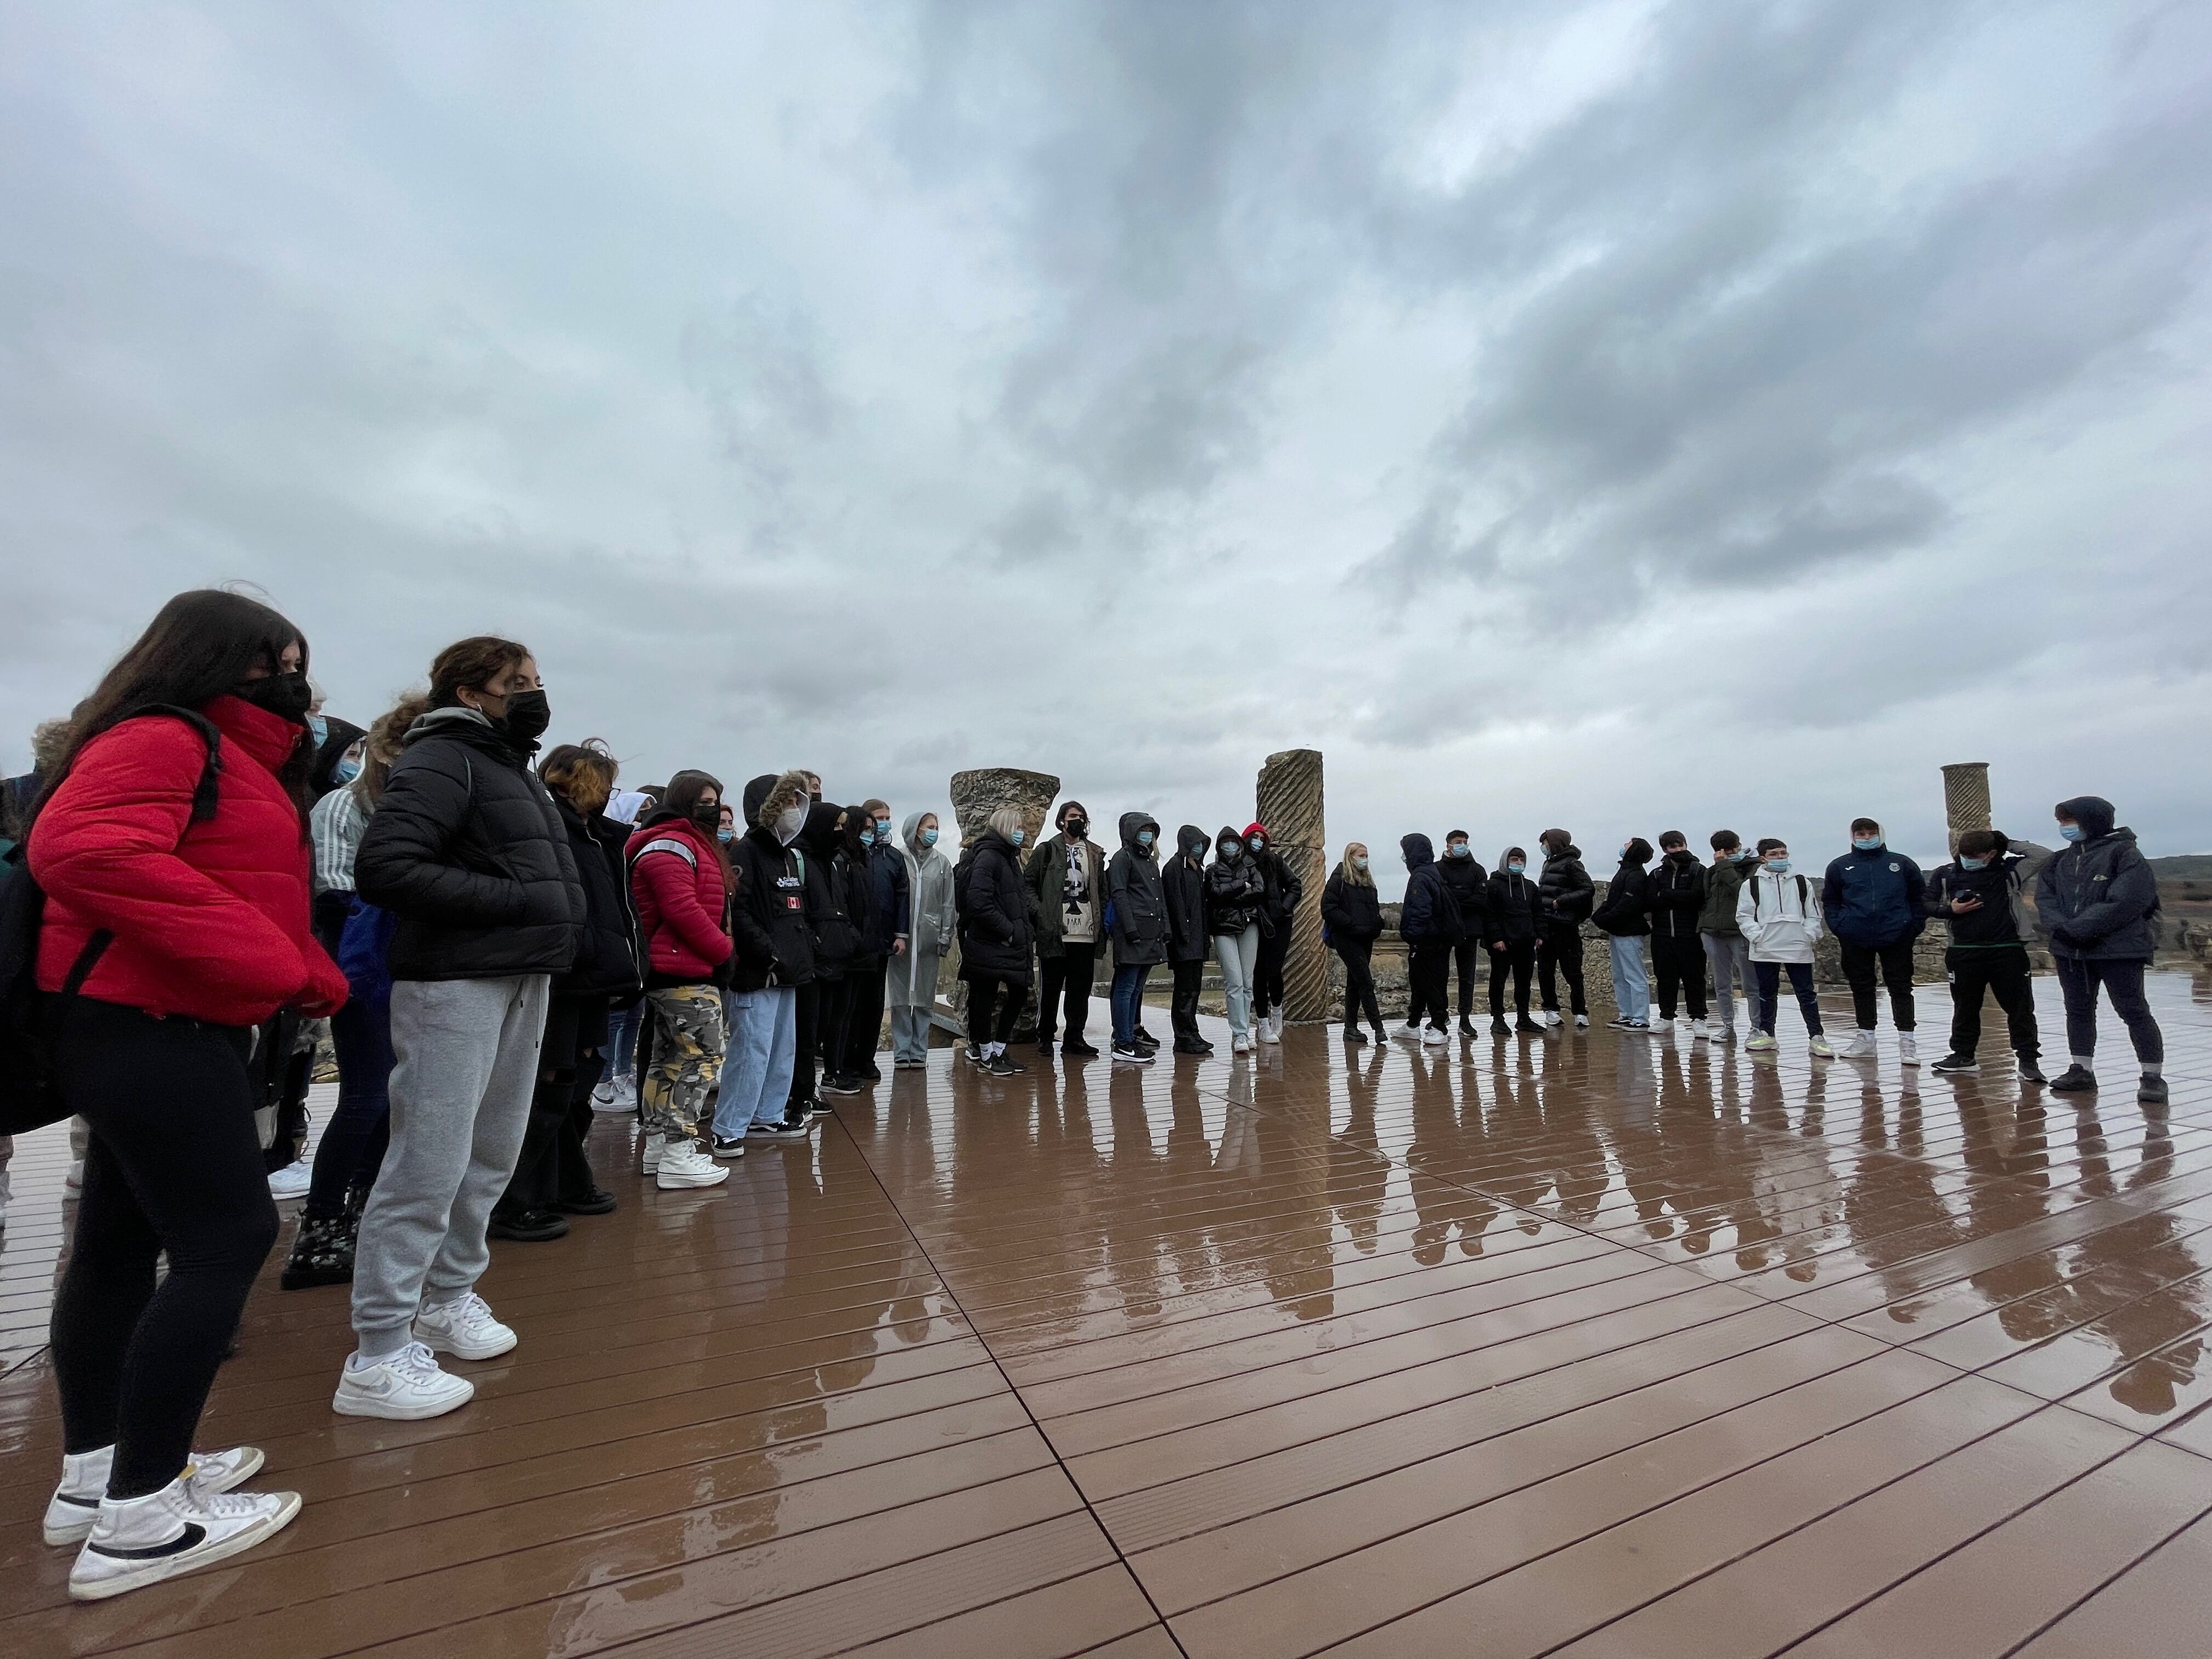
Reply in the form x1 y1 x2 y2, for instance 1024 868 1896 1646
1702 932 1762 1029
351 974 550 1355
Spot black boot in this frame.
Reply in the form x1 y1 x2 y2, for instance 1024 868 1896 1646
280 1213 355 1290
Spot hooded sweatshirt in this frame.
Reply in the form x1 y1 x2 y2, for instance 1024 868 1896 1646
1107 811 1168 966
1163 824 1211 962
1484 850 1542 942
729 770 815 991
1399 833 1463 945
888 810 956 1006
1592 839 1654 936
1204 826 1268 935
1700 854 1751 936
1739 864 1825 963
801 801 863 978
1647 848 1707 939
1244 822 1304 928
2035 795 2160 960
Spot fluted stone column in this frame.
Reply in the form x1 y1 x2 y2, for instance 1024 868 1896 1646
945 768 1060 1036
1942 761 1992 856
1256 748 1328 1023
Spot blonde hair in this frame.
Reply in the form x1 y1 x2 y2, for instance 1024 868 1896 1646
355 691 435 808
988 805 1025 844
1340 841 1374 888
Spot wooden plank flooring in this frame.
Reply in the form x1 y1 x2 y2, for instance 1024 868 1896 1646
3 972 2210 1655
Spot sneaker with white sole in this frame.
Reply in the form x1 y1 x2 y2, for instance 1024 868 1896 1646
1420 1025 1448 1046
1110 1046 1154 1064
640 1132 665 1174
67 1474 300 1601
333 1341 475 1419
414 1291 517 1359
1931 1053 1980 1075
656 1141 731 1188
1746 1032 1778 1052
1835 1030 1877 1058
1573 1014 1589 1029
1899 1034 1918 1065
266 1162 312 1200
44 1443 267 1546
1809 1035 1836 1058
1232 1034 1252 1054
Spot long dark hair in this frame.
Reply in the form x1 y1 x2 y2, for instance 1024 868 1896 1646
663 769 732 892
42 589 313 820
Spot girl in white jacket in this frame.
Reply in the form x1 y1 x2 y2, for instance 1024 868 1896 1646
1737 839 1835 1057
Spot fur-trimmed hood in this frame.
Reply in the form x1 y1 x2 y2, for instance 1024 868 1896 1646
747 769 812 837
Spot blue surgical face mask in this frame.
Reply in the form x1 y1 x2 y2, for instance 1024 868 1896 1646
921 827 939 847
308 713 329 746
335 755 363 785
1854 837 1882 852
1011 827 1025 847
1247 834 1264 851
1733 850 1754 865
2059 823 2084 842
1958 855 1987 871
1352 855 1369 871
1765 856 1791 873
1448 843 1470 859
717 828 735 844
1137 828 1155 849
858 827 874 846
1508 861 1525 874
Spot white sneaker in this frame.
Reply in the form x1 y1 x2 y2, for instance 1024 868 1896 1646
45 1443 267 1545
1899 1034 1919 1065
641 1132 665 1174
1420 1025 1448 1046
592 1080 631 1114
1837 1030 1877 1058
67 1474 300 1601
1694 1020 1717 1041
414 1290 517 1359
1746 1033 1778 1052
267 1162 312 1200
1674 1016 1696 1033
1232 1034 1252 1054
1573 1014 1589 1029
1257 1018 1281 1045
657 1141 731 1189
1810 1035 1836 1059
334 1341 476 1419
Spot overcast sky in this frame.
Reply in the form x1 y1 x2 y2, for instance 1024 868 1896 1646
4 1 2207 893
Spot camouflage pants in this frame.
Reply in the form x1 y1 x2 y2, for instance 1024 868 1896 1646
642 984 725 1143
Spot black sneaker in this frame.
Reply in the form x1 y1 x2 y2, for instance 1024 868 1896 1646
805 1096 834 1118
985 1053 1025 1076
2017 1058 2046 1084
1035 1036 1056 1056
2049 1064 2098 1093
860 1064 883 1082
2140 1074 2170 1104
487 1207 569 1243
820 1075 864 1097
555 1187 619 1214
1515 1015 1544 1033
964 1043 984 1065
1459 1015 1479 1036
1489 1014 1509 1034
1110 1045 1154 1065
1172 1036 1210 1054
747 1119 810 1143
1062 1038 1101 1057
1931 1054 1980 1075
1342 1026 1368 1043
710 1136 748 1160
1133 1029 1161 1051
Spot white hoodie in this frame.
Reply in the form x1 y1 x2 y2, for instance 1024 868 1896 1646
1738 867 1825 963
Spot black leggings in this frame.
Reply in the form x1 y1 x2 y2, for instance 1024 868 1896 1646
1335 940 1383 1030
304 989 392 1220
50 1000 280 1496
1254 928 1289 1019
967 974 1025 1046
1488 938 1536 1016
500 992 609 1214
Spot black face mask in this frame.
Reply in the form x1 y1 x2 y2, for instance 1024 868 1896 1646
494 688 551 746
236 670 313 723
691 803 721 832
1065 818 1088 839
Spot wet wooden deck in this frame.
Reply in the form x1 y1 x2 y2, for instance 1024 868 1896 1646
5 973 2212 1656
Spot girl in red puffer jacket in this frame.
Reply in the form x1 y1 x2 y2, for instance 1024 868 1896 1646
627 769 736 1187
28 589 348 1601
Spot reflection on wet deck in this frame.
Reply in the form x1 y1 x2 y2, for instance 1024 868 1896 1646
5 973 2212 1656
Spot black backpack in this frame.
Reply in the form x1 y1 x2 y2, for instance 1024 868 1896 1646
0 708 221 1135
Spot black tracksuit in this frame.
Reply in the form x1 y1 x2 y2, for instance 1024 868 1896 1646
1437 850 1490 1018
1483 865 1542 1018
1927 856 2041 1063
1647 851 1708 1020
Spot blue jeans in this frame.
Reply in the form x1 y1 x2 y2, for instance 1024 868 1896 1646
1111 963 1152 1048
716 986 799 1137
608 1000 644 1088
1608 935 1649 1023
1214 927 1261 1039
890 1006 931 1062
1754 961 1823 1035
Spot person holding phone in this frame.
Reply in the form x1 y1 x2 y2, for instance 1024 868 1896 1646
1926 828 2053 1081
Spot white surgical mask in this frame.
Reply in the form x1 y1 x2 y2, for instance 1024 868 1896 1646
776 804 806 844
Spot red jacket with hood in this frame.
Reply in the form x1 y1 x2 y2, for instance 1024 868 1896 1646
627 814 734 981
32 696 351 1025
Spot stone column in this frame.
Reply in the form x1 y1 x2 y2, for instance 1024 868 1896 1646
1942 761 1991 856
1256 748 1329 1023
945 769 1060 1037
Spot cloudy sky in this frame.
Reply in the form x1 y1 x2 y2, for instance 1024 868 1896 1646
4 0 2207 891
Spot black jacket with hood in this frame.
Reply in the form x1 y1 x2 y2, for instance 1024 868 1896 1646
1483 854 1542 943
1399 833 1463 945
1647 849 1707 939
355 706 584 981
1592 840 1654 937
1322 866 1383 946
729 771 816 991
1106 812 1168 967
956 826 1034 981
2035 795 2161 961
1163 825 1211 963
1204 829 1269 936
1438 846 1490 936
1253 837 1304 930
800 803 864 979
551 792 643 998
1927 833 2056 949
1538 843 1595 929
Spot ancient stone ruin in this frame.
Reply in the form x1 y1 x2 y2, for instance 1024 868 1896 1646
1256 747 1329 1022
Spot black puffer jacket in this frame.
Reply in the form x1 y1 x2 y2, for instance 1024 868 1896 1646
355 708 584 981
1204 828 1268 936
956 827 1034 981
1107 812 1168 967
1592 842 1654 937
1438 848 1489 935
1538 843 1594 929
2036 796 2161 961
1483 861 1542 942
1163 824 1211 963
1322 867 1383 945
1255 840 1304 930
730 771 816 991
1647 850 1707 939
802 804 864 979
552 793 642 997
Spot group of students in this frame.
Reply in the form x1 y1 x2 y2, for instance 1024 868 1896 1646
0 585 2172 1603
1370 817 2166 1104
